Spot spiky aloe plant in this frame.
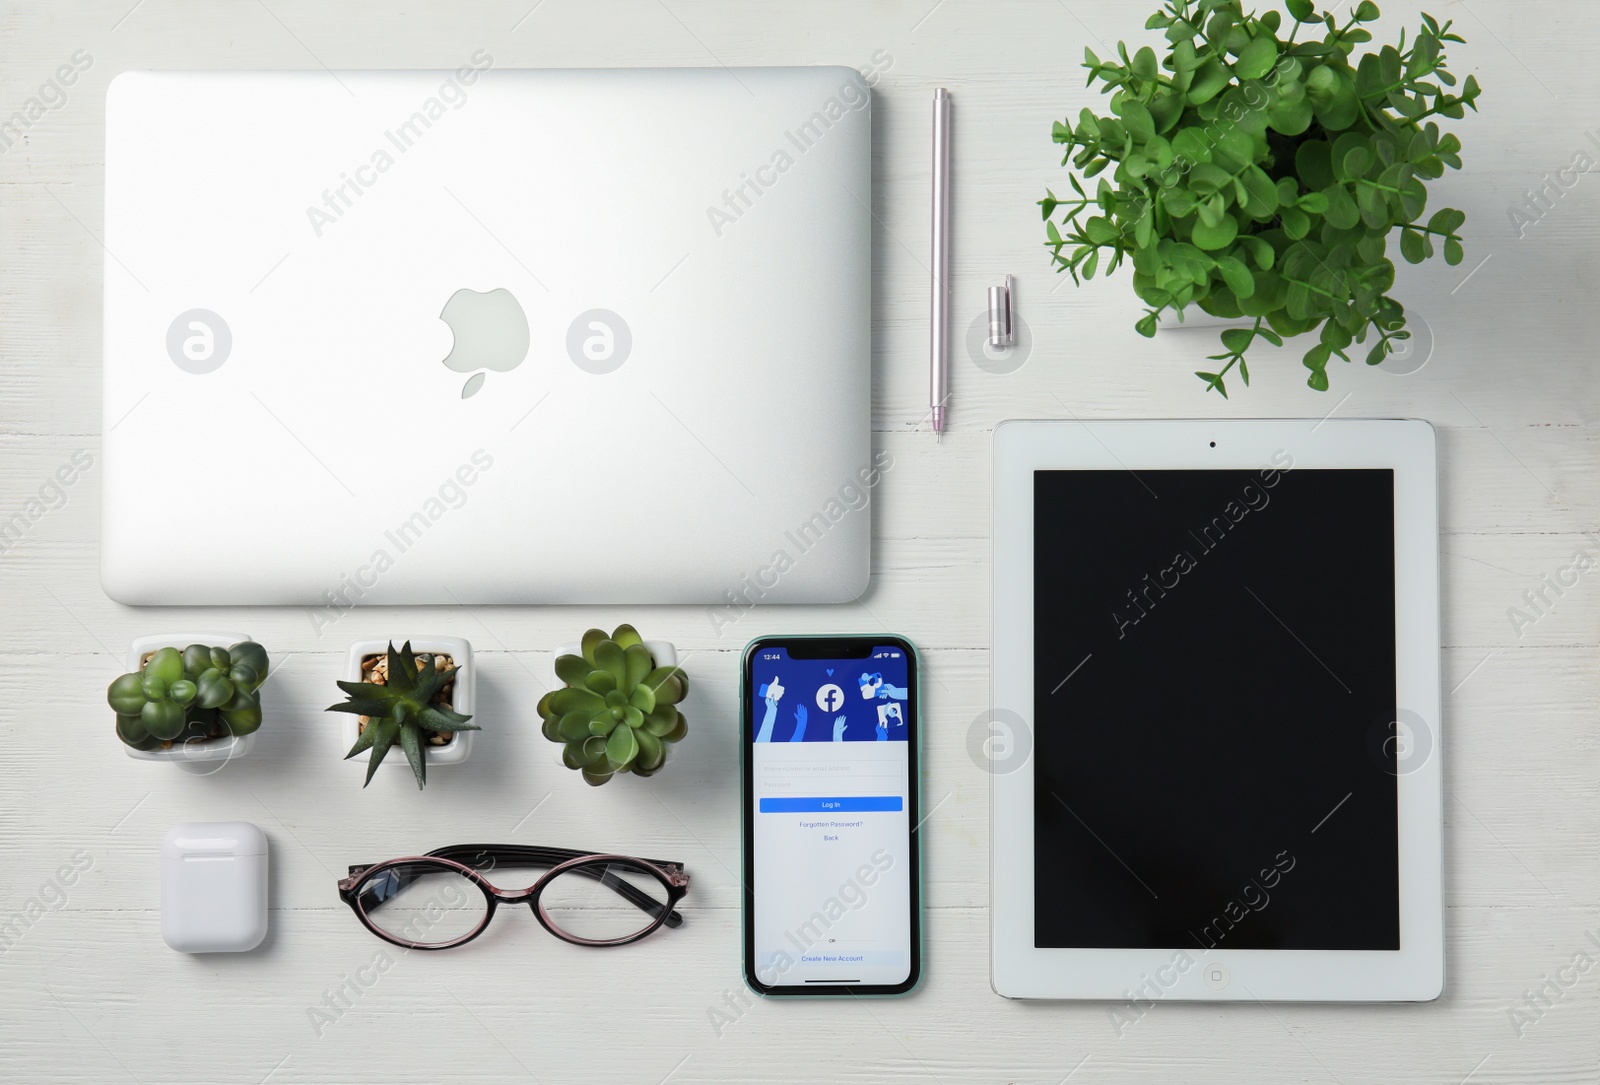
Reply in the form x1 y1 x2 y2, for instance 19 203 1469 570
327 641 478 789
539 625 688 786
108 641 269 750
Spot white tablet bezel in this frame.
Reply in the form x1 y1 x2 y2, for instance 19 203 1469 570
990 419 1442 1001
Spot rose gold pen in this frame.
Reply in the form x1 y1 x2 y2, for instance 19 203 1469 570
930 88 951 440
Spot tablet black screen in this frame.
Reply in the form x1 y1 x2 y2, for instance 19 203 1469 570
1032 465 1400 951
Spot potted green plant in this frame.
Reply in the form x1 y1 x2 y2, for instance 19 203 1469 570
328 638 479 789
108 634 269 769
1041 0 1480 394
540 625 688 786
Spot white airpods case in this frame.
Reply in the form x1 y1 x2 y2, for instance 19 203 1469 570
161 821 269 953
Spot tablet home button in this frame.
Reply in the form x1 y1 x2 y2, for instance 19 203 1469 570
1203 962 1231 991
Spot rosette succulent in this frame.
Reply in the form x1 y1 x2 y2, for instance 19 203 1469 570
326 641 478 790
108 641 270 751
540 625 688 786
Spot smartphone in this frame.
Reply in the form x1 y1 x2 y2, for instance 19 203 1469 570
741 635 921 996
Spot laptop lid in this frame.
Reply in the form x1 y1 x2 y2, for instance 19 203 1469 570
102 65 872 607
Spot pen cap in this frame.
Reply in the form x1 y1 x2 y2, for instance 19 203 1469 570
987 275 1014 348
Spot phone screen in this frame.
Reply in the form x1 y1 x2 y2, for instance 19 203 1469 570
742 638 920 995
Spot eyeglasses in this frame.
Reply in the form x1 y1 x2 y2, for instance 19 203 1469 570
336 844 690 950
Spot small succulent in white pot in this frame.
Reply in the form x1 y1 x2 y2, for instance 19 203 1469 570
330 637 478 789
540 625 687 786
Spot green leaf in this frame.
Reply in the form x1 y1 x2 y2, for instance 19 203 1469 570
580 628 608 664
1443 237 1464 265
1161 186 1199 218
145 647 184 685
1188 60 1231 105
1297 192 1330 215
1085 217 1120 245
1132 45 1159 83
1238 235 1275 270
1236 36 1279 81
141 700 186 741
389 642 418 689
196 668 235 710
1195 371 1229 398
399 723 426 789
1220 327 1254 353
1399 227 1426 264
1188 163 1232 195
1287 0 1314 20
555 653 592 687
116 714 156 749
1428 208 1466 235
558 711 592 743
623 644 654 691
1322 183 1360 230
663 714 689 744
585 669 617 695
419 705 477 731
593 639 627 686
1135 312 1160 337
344 721 382 760
630 684 657 715
364 719 400 786
1216 256 1256 298
634 730 665 773
1267 96 1314 136
1170 127 1215 166
550 686 606 716
108 672 148 716
652 674 685 706
1190 212 1235 248
606 723 639 769
1355 1 1380 20
228 642 269 687
561 740 586 770
643 706 680 737
1279 206 1311 240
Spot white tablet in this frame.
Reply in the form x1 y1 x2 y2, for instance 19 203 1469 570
990 419 1442 1002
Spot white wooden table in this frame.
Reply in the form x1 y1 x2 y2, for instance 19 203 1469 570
2 1 1596 1081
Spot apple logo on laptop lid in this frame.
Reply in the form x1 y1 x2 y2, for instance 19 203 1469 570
439 287 529 399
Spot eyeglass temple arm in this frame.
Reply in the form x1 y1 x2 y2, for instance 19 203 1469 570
344 845 687 927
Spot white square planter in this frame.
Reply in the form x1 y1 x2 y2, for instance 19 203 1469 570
124 632 257 770
341 637 474 769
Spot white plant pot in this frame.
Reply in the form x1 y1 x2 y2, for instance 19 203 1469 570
552 640 677 769
341 637 474 769
123 632 258 771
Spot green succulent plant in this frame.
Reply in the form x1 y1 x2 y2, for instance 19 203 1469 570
1042 0 1480 395
108 641 270 751
539 625 688 786
327 641 478 789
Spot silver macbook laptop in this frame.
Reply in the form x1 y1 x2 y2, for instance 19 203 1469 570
102 65 872 605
